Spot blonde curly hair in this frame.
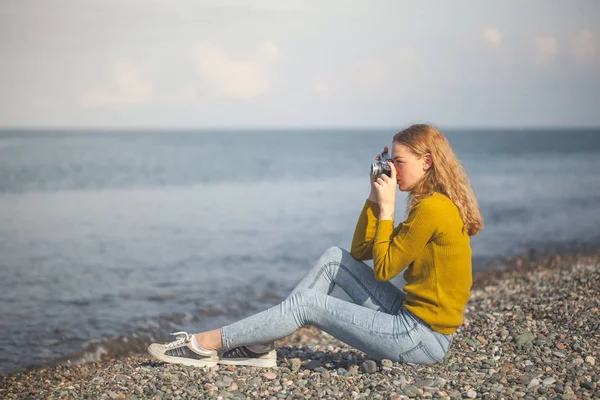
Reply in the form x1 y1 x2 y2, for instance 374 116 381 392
393 124 484 236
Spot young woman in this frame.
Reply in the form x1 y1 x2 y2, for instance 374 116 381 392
148 123 484 367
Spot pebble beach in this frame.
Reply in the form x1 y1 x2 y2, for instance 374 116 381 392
1 251 598 400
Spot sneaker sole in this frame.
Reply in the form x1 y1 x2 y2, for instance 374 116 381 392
147 344 218 367
217 357 277 368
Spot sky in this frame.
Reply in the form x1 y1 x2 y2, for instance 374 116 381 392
1 0 599 129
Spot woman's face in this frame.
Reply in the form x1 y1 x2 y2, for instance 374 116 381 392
391 141 430 192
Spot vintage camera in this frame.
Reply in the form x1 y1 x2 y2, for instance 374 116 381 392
370 146 393 178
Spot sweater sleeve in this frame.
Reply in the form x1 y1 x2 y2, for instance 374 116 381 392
350 199 380 261
373 199 440 281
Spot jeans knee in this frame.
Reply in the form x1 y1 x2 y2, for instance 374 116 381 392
284 289 321 324
287 289 302 304
287 288 316 306
315 246 343 268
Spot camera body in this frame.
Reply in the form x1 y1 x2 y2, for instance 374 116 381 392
370 147 393 178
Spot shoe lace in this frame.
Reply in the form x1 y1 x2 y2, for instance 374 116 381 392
164 331 193 349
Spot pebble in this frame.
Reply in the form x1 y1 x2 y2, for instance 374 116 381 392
569 357 584 367
263 371 277 380
403 385 421 397
361 360 377 374
414 378 435 387
289 358 301 372
1 252 598 400
527 378 540 390
542 377 556 385
303 359 321 370
491 383 505 392
585 355 595 365
437 378 449 388
347 364 359 376
516 332 535 345
215 379 230 388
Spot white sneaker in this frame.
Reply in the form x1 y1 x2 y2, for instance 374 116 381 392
217 343 277 368
147 331 218 367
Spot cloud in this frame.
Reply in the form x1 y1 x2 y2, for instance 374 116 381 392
312 79 330 94
532 35 559 67
80 60 153 107
355 61 386 90
391 46 427 93
573 29 596 59
483 27 502 46
260 41 280 60
534 35 559 57
196 0 308 12
164 86 198 103
192 41 280 100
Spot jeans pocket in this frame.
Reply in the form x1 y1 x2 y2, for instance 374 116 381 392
398 341 438 365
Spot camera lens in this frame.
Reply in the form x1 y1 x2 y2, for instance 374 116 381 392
370 163 380 177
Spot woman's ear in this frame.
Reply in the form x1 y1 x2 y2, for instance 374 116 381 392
423 153 432 171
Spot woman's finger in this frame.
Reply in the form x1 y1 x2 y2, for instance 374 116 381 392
387 161 396 179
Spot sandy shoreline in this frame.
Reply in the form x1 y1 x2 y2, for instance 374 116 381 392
1 251 598 399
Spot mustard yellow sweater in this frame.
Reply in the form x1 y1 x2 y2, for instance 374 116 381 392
350 192 472 334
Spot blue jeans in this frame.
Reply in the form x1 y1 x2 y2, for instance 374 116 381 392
220 246 454 364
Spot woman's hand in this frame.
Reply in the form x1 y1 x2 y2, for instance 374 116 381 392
372 161 396 220
368 147 386 203
368 173 378 203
